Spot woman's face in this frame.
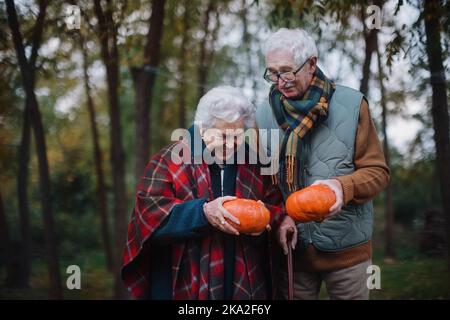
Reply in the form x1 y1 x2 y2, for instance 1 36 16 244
202 118 246 163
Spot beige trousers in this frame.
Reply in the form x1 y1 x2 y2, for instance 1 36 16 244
278 259 372 300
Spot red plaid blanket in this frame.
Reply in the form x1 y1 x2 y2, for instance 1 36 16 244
121 142 284 299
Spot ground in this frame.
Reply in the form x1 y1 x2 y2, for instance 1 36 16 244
1 207 449 299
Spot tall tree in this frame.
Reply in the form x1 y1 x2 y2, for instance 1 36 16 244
177 0 190 129
93 0 128 298
376 44 395 260
197 0 221 101
6 0 62 298
79 31 113 272
0 48 29 287
359 0 382 96
423 0 450 269
14 89 32 288
241 0 257 103
131 0 166 180
0 187 16 287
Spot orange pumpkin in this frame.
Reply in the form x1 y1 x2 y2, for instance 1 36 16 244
223 199 270 234
286 184 336 223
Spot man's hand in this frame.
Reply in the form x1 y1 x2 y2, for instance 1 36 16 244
277 215 297 255
203 196 240 235
311 179 344 218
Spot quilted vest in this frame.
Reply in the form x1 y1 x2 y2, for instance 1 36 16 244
256 85 373 252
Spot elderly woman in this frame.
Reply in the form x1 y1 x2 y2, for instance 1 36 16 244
121 86 284 300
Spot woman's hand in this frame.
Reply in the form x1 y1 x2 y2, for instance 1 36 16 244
203 196 240 235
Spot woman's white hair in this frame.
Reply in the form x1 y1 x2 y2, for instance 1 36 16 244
194 86 255 129
262 28 318 66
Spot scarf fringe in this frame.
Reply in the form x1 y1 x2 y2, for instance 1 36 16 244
271 174 278 185
270 154 297 191
286 154 296 192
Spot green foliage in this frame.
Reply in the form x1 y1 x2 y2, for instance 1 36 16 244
389 149 440 227
0 251 113 299
386 0 449 73
52 169 95 217
319 257 450 299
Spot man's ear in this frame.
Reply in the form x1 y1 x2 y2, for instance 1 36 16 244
309 56 318 74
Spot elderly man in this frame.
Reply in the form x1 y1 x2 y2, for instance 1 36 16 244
256 28 390 300
121 86 283 300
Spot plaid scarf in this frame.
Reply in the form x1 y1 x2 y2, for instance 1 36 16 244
269 67 335 192
121 128 284 299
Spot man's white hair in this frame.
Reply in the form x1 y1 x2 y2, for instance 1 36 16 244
262 28 318 66
194 86 255 129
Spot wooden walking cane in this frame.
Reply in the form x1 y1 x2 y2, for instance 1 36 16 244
286 227 294 300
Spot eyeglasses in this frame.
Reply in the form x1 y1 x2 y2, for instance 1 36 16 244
263 57 311 84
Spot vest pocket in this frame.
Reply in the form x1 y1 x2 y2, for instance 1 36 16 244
308 205 372 252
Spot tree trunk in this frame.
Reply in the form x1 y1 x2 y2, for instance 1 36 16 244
423 0 450 270
6 0 62 299
0 191 9 249
178 0 190 129
376 44 395 260
13 102 32 288
197 0 216 101
0 188 16 287
359 2 379 96
80 33 113 272
93 0 128 299
241 0 257 102
133 0 166 181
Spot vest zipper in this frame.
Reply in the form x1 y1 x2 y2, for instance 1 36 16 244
303 166 308 188
302 166 313 243
303 136 313 244
306 223 313 244
220 168 224 197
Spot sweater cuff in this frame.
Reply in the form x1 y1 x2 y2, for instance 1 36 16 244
335 175 354 204
198 198 210 226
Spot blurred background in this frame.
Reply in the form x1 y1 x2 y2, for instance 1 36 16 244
0 0 449 299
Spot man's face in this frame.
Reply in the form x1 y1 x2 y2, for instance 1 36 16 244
265 50 316 99
202 118 246 163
